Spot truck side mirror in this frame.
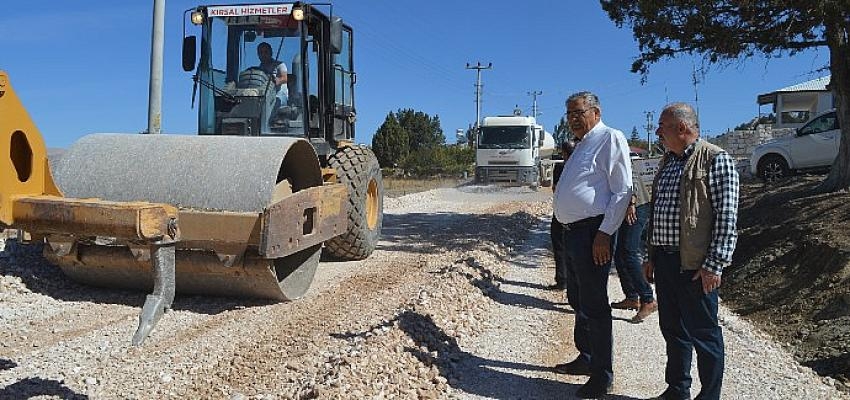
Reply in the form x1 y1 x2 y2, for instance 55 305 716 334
182 36 197 72
329 16 343 54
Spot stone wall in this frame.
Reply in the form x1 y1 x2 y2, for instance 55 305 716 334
708 125 796 178
709 125 795 159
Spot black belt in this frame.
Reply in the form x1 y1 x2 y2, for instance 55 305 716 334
563 214 603 230
655 245 679 254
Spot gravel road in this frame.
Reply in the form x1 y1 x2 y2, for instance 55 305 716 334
1 186 846 399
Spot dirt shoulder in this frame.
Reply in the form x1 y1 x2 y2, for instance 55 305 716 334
722 176 850 391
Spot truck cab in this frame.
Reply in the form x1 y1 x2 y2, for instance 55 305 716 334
474 115 555 187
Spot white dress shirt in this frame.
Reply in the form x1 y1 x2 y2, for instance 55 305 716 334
553 121 633 235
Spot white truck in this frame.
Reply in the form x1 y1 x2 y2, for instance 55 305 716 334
474 115 556 187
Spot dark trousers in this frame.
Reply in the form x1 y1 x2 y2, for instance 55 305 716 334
563 216 614 385
614 203 653 303
654 248 724 400
551 216 566 286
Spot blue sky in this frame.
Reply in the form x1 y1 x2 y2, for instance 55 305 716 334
1 1 832 149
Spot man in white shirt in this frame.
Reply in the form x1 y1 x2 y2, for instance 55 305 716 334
552 91 632 398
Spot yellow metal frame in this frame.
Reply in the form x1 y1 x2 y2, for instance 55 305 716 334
0 70 61 225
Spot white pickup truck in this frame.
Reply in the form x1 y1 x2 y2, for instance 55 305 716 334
750 109 841 181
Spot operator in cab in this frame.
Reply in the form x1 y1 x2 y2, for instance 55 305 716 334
257 42 288 106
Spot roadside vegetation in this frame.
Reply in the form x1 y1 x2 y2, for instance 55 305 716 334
371 108 474 178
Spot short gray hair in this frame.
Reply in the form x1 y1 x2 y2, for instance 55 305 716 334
566 91 601 113
663 102 699 132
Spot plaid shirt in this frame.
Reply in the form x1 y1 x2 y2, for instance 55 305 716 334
650 140 739 275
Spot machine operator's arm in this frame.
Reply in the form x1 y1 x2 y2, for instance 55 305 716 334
273 63 288 86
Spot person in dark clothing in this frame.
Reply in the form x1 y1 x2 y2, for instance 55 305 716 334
548 139 576 290
610 162 657 322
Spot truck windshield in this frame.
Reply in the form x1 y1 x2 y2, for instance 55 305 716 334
478 126 531 149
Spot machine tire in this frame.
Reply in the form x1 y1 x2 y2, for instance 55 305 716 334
324 145 383 260
758 154 790 183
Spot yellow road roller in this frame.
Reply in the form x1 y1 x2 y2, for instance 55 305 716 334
0 2 382 345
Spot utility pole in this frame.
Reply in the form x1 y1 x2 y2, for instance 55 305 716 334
527 90 543 119
147 0 165 134
465 62 492 139
644 111 655 156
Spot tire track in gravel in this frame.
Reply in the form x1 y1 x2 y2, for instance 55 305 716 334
2 304 138 358
176 200 549 398
176 215 512 397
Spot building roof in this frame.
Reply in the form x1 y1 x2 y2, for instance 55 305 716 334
758 75 831 105
775 75 831 92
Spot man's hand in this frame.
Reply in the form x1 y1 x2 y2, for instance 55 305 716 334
625 204 637 225
643 260 654 284
592 231 611 266
692 268 721 294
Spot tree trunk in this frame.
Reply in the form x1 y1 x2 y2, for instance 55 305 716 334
819 11 850 192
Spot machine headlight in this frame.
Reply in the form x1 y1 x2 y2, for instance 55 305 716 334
191 11 204 25
292 8 304 20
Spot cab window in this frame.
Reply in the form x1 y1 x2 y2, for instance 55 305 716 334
798 112 838 136
334 28 354 107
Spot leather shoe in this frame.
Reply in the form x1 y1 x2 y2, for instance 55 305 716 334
610 298 640 310
553 357 591 375
631 300 658 323
575 378 613 398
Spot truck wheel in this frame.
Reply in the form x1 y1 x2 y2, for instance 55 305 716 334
758 155 789 183
325 145 383 260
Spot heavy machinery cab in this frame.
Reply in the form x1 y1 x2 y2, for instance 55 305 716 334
182 3 355 157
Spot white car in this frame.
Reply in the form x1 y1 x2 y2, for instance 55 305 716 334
750 110 841 181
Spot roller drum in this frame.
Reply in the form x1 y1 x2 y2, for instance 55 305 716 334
53 133 322 212
49 133 325 300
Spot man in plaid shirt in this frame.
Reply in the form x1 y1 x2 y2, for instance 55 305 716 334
644 103 739 400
